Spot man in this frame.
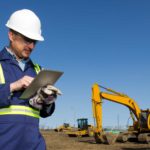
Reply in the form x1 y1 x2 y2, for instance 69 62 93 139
0 9 60 150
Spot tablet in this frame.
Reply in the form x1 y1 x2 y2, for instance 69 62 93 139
20 69 63 99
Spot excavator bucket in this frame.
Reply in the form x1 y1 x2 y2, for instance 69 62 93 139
105 132 118 144
94 132 106 143
94 132 118 144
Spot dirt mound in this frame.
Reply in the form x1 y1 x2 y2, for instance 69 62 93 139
41 130 150 150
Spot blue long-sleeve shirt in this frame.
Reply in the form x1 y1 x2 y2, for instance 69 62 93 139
0 47 55 117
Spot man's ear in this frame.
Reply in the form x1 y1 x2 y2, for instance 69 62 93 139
8 31 14 42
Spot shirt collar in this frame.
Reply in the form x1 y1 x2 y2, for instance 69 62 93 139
6 47 30 63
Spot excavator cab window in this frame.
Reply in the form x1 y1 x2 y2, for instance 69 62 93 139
77 118 88 130
140 111 148 128
63 123 69 128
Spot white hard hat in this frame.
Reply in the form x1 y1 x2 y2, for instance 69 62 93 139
6 9 44 41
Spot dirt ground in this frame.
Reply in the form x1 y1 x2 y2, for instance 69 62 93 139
41 130 150 150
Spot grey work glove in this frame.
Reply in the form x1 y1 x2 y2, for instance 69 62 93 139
29 85 62 110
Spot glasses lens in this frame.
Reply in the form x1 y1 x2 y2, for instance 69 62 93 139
13 31 37 45
23 36 37 45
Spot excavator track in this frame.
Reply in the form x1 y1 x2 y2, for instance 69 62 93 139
117 133 128 143
138 133 150 144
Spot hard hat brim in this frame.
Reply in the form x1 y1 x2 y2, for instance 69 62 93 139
6 24 44 41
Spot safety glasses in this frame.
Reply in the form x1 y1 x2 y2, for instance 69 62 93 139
12 30 37 45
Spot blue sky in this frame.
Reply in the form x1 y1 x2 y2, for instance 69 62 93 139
0 1 150 129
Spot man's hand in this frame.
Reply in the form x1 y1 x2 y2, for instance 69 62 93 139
10 76 34 92
29 85 62 110
29 92 44 110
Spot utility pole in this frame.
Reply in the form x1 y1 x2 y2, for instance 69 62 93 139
117 114 120 129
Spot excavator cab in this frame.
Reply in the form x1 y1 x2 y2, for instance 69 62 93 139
140 110 150 130
77 118 88 130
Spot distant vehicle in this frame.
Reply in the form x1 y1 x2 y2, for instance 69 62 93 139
54 123 72 132
66 118 94 137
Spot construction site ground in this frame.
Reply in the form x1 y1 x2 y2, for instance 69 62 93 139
41 130 150 150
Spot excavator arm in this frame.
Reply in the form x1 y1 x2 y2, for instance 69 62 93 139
101 92 141 121
92 83 102 132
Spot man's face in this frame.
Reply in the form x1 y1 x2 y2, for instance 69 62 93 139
8 30 37 59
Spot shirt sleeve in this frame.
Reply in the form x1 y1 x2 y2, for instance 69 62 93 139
40 102 55 118
0 83 11 107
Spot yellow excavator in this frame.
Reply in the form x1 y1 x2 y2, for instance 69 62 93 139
66 118 94 137
92 83 150 144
